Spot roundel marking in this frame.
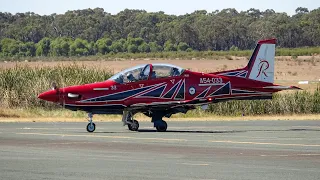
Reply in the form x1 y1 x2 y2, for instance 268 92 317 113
189 87 196 95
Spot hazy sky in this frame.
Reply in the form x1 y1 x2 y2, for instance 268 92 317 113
1 0 319 15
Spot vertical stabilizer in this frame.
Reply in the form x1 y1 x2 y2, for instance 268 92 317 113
247 39 276 83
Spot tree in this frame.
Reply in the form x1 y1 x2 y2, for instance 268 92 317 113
0 38 20 56
177 42 189 51
50 38 71 56
36 38 51 56
296 7 309 14
127 44 138 53
69 38 89 56
18 42 36 56
149 42 162 52
0 7 319 57
138 42 150 53
164 40 177 51
95 38 112 54
110 39 125 53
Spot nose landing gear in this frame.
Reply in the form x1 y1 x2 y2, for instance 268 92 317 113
86 112 96 132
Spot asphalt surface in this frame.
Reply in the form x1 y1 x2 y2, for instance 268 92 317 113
0 120 320 180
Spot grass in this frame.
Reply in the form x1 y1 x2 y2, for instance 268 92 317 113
0 64 113 108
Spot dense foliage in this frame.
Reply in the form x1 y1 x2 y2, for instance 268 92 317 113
0 65 319 115
0 7 320 58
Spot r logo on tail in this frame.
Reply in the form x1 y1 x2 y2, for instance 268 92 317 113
247 39 275 83
256 59 270 79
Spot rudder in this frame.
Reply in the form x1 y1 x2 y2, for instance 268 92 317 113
246 39 276 83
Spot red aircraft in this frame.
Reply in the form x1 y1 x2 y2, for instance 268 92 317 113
38 39 300 132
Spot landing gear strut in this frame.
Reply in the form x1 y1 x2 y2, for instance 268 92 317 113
86 112 96 132
122 111 139 131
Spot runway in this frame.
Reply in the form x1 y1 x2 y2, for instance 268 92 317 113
0 120 319 180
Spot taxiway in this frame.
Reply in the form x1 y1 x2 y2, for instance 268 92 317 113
0 120 319 180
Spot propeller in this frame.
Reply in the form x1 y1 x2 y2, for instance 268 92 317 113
51 81 66 108
51 82 58 90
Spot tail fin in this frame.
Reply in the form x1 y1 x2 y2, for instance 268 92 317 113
246 39 276 83
215 39 276 83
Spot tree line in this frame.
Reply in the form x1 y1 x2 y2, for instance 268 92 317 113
0 7 319 57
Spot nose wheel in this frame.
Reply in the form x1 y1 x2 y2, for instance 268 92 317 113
86 113 96 133
86 122 96 132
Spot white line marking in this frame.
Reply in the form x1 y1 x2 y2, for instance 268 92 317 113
260 154 289 157
209 140 320 147
261 154 320 157
21 128 84 130
17 132 188 142
298 154 320 156
179 163 210 166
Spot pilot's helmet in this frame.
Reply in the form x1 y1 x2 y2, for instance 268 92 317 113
151 71 156 79
171 67 179 76
127 73 135 81
118 74 124 83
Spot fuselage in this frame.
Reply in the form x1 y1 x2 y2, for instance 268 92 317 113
38 65 278 115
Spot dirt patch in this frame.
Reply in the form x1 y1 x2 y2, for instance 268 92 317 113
0 113 20 118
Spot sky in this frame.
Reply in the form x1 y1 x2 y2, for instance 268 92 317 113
1 0 319 16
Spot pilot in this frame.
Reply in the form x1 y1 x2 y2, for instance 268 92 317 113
171 67 180 76
126 73 136 82
117 74 124 84
139 71 147 80
151 71 156 79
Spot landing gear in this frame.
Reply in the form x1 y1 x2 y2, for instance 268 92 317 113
152 112 168 132
86 122 96 132
122 111 139 131
128 120 139 131
122 110 169 132
86 112 96 133
155 120 167 132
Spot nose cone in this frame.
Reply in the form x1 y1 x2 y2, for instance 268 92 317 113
38 90 59 102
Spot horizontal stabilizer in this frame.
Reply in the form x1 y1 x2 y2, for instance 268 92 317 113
263 86 302 90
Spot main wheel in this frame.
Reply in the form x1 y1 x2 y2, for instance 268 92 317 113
128 120 139 131
156 121 167 132
86 123 96 132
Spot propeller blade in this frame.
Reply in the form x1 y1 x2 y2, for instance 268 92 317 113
51 82 58 90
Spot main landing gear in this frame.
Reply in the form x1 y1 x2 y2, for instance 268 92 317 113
152 112 168 132
154 120 168 132
122 111 168 132
86 112 96 132
122 111 139 131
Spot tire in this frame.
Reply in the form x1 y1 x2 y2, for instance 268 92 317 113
128 120 139 131
156 121 167 132
86 123 96 132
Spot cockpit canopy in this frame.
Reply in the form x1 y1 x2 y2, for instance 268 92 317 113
108 63 184 84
